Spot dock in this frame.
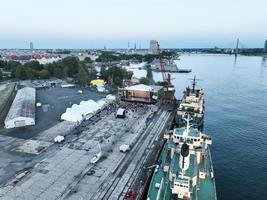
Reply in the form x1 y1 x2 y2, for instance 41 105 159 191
0 101 175 200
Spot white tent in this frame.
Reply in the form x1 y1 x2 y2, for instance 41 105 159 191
106 94 116 100
61 99 107 122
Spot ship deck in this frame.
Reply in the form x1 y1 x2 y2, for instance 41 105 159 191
147 142 217 200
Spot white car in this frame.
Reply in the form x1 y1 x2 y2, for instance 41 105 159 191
54 135 65 143
90 152 102 164
119 144 130 153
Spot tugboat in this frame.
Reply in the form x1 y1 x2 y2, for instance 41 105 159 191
147 116 217 200
176 76 204 131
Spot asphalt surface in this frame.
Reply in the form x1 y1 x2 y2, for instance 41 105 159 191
0 87 104 139
0 87 104 186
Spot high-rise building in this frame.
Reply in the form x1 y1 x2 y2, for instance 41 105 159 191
149 40 160 54
264 40 267 53
30 42 34 51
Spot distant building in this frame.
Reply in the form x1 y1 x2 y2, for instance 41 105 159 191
149 40 160 54
265 40 267 53
30 42 34 51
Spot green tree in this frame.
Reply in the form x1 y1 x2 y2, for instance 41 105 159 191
25 68 38 80
54 67 65 79
84 57 92 63
61 57 79 76
88 66 97 81
45 62 57 76
0 60 7 69
6 61 21 77
0 69 3 80
15 66 27 80
121 68 133 80
24 60 43 71
100 65 109 81
38 69 50 79
146 65 154 84
78 66 89 87
139 77 149 85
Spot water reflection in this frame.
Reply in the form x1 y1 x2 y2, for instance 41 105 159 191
262 56 267 68
233 55 238 68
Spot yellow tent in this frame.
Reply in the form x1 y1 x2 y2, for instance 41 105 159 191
90 79 104 85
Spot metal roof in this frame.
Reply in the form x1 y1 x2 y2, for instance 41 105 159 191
125 84 153 92
117 108 125 115
5 87 36 121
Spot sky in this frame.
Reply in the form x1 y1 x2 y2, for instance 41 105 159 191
0 0 266 49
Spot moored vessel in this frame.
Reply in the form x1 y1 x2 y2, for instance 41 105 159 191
176 76 204 131
147 117 217 200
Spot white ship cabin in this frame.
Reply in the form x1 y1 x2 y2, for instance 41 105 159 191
164 122 212 199
178 88 204 115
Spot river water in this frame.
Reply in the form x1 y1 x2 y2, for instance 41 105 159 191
133 55 267 200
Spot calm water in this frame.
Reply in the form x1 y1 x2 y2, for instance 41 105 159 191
153 55 267 200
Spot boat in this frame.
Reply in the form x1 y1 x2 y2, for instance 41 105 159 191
147 117 217 200
176 68 192 73
150 59 192 73
176 76 204 131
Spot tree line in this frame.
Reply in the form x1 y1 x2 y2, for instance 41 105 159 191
95 51 176 63
0 57 96 87
100 65 133 87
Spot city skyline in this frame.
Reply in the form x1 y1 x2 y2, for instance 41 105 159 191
0 0 266 49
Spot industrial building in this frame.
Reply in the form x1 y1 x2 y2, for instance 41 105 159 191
119 84 162 103
30 42 34 51
149 40 160 54
4 87 36 129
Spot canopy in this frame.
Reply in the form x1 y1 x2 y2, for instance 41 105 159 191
90 79 104 86
61 99 107 122
106 94 116 100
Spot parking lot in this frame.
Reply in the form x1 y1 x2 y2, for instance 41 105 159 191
0 86 105 186
0 87 104 139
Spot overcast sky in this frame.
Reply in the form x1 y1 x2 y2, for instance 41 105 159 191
0 0 266 48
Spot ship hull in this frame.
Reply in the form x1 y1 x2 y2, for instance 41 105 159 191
147 143 217 200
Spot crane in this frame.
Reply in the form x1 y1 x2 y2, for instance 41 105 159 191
159 57 176 106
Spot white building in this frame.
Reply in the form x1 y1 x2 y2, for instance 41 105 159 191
149 40 160 54
4 87 36 129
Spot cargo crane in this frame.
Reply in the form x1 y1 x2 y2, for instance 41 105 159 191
160 58 176 106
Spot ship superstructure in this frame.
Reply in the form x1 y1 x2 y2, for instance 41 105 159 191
147 117 216 200
176 76 204 131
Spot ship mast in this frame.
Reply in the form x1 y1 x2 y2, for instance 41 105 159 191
235 38 239 57
188 75 201 92
192 75 196 92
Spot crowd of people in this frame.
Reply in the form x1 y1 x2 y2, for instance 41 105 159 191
100 99 155 117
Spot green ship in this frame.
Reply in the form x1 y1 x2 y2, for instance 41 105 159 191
147 117 217 200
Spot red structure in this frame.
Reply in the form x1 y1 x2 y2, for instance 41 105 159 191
160 59 176 105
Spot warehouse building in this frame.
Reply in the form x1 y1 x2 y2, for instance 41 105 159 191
4 87 36 129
